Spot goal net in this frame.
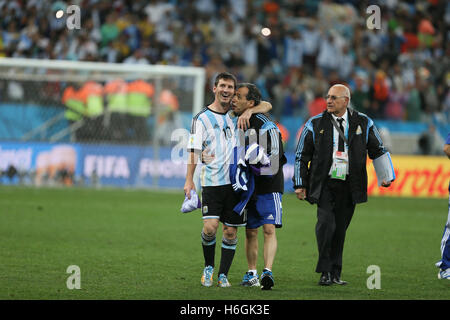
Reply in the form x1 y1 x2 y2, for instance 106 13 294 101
0 57 205 189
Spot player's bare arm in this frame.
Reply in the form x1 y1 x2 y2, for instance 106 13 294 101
184 151 199 198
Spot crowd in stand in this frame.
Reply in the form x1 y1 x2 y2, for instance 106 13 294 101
0 0 449 126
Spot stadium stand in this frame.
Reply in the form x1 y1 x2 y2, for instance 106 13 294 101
0 0 449 154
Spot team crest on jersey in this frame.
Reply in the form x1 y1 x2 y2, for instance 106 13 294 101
356 125 362 135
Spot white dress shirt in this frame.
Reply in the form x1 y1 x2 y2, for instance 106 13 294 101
329 109 349 175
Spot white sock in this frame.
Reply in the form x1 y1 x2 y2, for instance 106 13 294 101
248 269 257 276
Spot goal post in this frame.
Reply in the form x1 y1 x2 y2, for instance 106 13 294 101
0 57 205 189
0 57 205 118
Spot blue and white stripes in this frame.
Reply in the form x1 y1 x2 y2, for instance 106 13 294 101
222 237 238 250
294 113 322 187
272 192 282 226
201 230 216 246
256 114 280 157
294 126 309 187
189 109 237 187
371 123 386 152
358 112 384 149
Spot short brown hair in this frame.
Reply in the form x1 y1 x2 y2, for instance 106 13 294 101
214 72 237 89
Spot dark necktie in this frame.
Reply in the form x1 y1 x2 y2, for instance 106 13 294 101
337 118 345 152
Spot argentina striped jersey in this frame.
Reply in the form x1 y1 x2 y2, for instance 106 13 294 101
187 107 238 187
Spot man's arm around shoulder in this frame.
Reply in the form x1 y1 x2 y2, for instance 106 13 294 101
238 101 272 130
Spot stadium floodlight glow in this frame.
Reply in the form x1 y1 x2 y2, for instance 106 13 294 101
261 27 271 37
55 10 64 19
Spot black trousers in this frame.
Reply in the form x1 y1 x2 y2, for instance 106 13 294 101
315 177 355 276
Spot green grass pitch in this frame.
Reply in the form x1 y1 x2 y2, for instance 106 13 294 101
0 186 448 300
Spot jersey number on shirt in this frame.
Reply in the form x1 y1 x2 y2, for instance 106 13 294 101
223 126 233 140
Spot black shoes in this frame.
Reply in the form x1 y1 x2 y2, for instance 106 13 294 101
331 275 348 285
319 272 348 286
318 272 332 286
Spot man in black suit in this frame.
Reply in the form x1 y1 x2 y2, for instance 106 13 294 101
293 84 392 286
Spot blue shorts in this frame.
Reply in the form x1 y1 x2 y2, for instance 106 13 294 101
246 192 282 229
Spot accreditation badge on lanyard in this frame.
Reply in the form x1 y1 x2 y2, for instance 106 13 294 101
331 151 348 180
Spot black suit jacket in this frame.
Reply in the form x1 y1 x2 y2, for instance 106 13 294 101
293 108 387 204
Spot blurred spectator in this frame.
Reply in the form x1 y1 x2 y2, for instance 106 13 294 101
417 15 435 49
78 81 104 141
155 85 181 146
100 13 119 48
284 29 303 68
302 68 328 103
401 23 420 53
144 0 175 26
214 17 243 61
195 0 216 17
123 49 149 65
240 24 258 80
282 66 303 92
307 91 327 118
77 33 99 61
137 12 154 40
418 68 440 116
405 82 423 122
6 165 18 182
385 87 407 120
62 85 85 140
338 45 354 81
418 124 445 155
0 0 448 148
301 19 320 73
351 74 370 113
104 79 128 142
317 31 340 76
2 21 20 50
7 80 24 101
127 79 154 143
380 27 405 66
282 88 304 118
370 70 390 119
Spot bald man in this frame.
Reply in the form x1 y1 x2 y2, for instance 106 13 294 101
293 84 392 286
